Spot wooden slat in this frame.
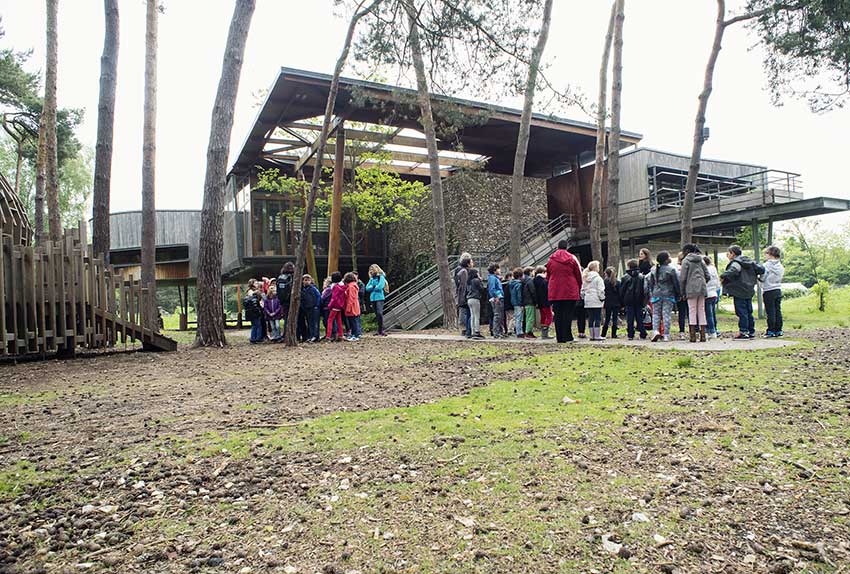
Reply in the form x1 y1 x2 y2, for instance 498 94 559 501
0 237 6 355
35 249 46 355
9 243 19 354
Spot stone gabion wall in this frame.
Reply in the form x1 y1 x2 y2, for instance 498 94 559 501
386 170 547 284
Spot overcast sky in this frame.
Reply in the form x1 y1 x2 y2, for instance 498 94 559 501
1 0 848 229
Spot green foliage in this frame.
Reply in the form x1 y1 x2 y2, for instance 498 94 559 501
812 279 830 312
781 219 850 287
747 0 850 111
343 156 429 229
675 356 693 368
0 19 41 111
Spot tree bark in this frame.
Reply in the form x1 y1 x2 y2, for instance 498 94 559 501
14 139 23 196
44 0 61 242
34 124 45 245
681 0 726 246
590 1 616 264
509 0 553 267
282 0 381 346
141 0 159 339
606 0 625 271
328 126 346 277
404 0 457 329
194 0 256 348
92 0 120 261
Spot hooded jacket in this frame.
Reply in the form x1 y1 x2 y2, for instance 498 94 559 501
365 274 387 302
680 252 710 298
454 266 469 308
760 259 784 292
618 268 645 306
344 281 361 316
706 265 721 297
533 275 550 308
487 273 504 300
328 282 347 311
264 294 282 320
545 249 582 301
581 271 606 308
646 264 680 301
509 278 524 307
300 284 321 311
603 277 621 309
521 274 537 306
721 256 764 299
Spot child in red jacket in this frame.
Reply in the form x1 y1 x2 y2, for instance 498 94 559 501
343 272 362 341
325 271 346 342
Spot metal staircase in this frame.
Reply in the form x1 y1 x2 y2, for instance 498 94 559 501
384 214 576 330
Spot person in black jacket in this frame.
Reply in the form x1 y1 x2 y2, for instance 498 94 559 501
276 261 296 327
533 266 552 339
618 259 647 340
601 267 621 339
466 268 485 339
243 279 263 344
521 267 538 338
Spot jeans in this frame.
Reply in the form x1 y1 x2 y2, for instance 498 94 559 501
652 299 674 335
524 305 535 334
489 298 504 336
602 306 618 338
733 296 755 336
348 315 362 338
687 296 707 326
307 308 320 340
513 305 524 336
551 300 576 342
587 307 602 328
467 298 481 335
249 316 263 342
625 304 647 339
268 318 281 340
763 290 783 333
705 297 718 335
373 300 385 334
458 305 470 336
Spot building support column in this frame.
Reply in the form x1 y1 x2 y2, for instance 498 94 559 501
327 125 345 277
766 219 774 247
752 220 764 320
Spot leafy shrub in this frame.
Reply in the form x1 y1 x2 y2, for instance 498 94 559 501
812 280 830 312
676 356 693 368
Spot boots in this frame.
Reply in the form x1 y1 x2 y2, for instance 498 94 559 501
541 326 552 339
689 325 697 343
699 326 707 342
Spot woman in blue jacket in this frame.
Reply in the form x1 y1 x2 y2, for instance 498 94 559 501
365 264 389 336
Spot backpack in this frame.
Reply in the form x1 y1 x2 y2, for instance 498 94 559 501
622 272 644 305
277 273 293 305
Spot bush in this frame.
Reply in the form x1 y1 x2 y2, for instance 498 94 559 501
675 356 693 368
812 280 830 312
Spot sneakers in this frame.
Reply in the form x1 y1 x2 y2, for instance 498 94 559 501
765 331 776 338
525 332 537 339
662 334 670 342
651 331 662 342
776 331 784 337
733 333 751 340
472 333 485 340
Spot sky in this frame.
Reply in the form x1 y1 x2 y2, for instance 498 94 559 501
0 0 848 229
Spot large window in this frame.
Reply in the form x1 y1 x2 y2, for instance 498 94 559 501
648 166 757 211
251 192 330 257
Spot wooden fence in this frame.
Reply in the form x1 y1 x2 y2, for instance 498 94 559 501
1 226 176 358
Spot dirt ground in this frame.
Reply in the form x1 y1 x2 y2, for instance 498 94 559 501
1 330 849 573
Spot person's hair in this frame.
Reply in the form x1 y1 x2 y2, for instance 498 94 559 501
583 260 600 279
765 245 782 258
343 272 356 283
331 271 342 283
459 252 472 268
353 270 359 277
639 248 651 260
682 243 701 255
467 268 480 281
247 278 257 289
302 274 313 282
534 265 546 275
604 266 616 282
368 264 384 277
488 262 500 274
268 284 277 294
323 277 332 288
523 266 534 274
557 239 570 250
656 251 671 265
281 262 295 274
512 267 523 279
627 258 638 270
703 255 713 266
728 244 743 256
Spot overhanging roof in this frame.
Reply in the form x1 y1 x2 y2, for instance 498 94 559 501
230 67 643 179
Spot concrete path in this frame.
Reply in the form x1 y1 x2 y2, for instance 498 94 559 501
386 332 795 351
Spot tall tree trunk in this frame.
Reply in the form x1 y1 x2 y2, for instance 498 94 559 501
606 0 625 271
283 0 381 346
509 0 553 267
34 126 45 244
404 0 457 329
44 0 61 242
194 0 256 348
681 0 725 246
141 0 159 339
590 1 616 264
92 0 120 260
350 212 358 272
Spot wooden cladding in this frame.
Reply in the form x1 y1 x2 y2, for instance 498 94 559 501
1 226 176 358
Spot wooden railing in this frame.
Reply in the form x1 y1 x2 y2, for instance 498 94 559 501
1 226 176 358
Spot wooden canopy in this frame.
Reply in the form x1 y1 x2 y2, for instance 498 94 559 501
0 171 32 246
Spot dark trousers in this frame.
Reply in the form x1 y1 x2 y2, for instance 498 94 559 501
587 307 602 328
249 316 263 343
763 290 783 333
677 299 689 332
625 304 647 339
575 305 586 335
551 300 577 343
307 308 320 340
373 300 385 334
602 306 619 338
733 296 755 336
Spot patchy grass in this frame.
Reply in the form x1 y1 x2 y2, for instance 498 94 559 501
0 390 58 407
0 461 59 500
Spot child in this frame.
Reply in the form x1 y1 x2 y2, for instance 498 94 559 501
365 264 388 336
509 268 525 338
601 267 621 339
466 268 485 339
320 277 334 337
276 262 295 330
243 279 263 344
300 274 322 343
721 244 764 340
343 272 362 341
618 259 647 340
487 263 505 338
646 251 680 342
521 266 538 338
703 256 722 338
675 252 689 340
680 243 710 342
502 269 514 336
581 261 605 341
760 245 785 337
325 272 346 342
264 284 282 341
533 266 552 339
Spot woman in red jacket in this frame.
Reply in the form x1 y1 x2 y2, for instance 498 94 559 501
545 239 583 343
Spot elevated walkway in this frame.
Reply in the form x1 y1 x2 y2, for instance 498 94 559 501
384 215 575 330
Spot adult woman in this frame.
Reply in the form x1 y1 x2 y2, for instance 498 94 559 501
545 239 583 343
365 264 388 336
638 248 653 276
679 243 709 342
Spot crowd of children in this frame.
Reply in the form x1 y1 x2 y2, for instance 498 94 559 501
242 263 389 343
452 242 785 344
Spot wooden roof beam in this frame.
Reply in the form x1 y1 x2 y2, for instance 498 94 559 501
294 116 344 173
261 153 450 178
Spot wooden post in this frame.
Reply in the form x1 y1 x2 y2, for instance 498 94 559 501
236 284 242 329
301 186 318 281
327 125 345 277
752 220 764 320
766 219 774 247
0 238 6 356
